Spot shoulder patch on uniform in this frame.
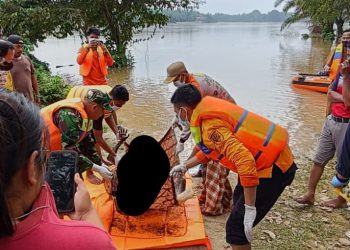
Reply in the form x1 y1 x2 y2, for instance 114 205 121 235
208 129 224 145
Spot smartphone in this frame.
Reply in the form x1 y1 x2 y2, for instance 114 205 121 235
45 150 78 213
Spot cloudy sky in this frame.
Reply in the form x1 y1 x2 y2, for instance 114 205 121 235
198 0 282 14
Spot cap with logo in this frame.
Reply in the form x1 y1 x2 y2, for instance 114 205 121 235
86 89 113 112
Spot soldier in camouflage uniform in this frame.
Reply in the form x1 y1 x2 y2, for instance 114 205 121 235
42 89 113 184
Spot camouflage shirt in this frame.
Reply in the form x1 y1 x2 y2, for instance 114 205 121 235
53 108 101 173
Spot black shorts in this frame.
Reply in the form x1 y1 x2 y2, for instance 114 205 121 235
226 163 297 245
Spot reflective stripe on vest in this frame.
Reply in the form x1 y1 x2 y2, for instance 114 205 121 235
190 96 288 169
40 98 92 151
329 44 343 80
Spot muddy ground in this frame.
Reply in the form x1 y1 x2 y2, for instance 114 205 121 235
105 132 349 249
192 158 350 250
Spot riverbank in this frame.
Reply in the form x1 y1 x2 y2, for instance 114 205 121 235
104 129 350 249
195 157 350 249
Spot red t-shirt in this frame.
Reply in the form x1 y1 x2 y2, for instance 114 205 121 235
0 184 116 250
331 75 350 118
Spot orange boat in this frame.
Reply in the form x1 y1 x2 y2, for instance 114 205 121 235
291 74 332 93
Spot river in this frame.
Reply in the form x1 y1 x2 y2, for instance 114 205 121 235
34 22 333 158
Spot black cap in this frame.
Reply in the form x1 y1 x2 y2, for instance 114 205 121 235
7 34 24 44
116 135 170 216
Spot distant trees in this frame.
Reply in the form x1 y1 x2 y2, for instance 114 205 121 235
164 9 289 23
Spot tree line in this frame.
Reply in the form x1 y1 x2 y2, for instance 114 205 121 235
164 9 289 23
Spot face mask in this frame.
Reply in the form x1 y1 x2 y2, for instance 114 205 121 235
173 81 186 87
177 107 190 127
112 106 121 111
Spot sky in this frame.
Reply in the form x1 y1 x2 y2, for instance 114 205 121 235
198 0 283 15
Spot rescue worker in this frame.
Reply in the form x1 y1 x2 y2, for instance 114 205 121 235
295 30 350 208
164 61 236 156
77 27 114 85
330 39 350 204
321 29 350 80
41 89 113 183
66 85 129 166
169 85 297 249
165 61 237 215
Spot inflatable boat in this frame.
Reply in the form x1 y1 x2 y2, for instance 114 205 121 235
291 74 332 93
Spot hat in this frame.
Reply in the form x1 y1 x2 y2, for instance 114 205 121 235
116 135 170 216
7 35 24 45
164 61 187 83
85 89 113 112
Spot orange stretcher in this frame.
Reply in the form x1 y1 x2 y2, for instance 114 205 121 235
85 175 211 250
85 127 211 249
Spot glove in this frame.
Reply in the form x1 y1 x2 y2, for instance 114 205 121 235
92 163 113 180
169 164 187 176
117 125 129 139
243 204 256 243
331 175 350 188
176 142 184 155
323 64 330 72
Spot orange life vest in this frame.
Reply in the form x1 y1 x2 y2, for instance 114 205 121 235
41 98 92 151
79 44 108 77
329 43 343 80
190 97 289 172
66 85 112 99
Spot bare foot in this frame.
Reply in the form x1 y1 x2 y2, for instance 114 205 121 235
86 172 103 185
293 193 315 205
320 196 348 209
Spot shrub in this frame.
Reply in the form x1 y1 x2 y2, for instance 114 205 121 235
37 65 72 106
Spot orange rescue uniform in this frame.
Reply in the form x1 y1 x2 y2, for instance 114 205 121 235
77 45 114 85
191 97 294 187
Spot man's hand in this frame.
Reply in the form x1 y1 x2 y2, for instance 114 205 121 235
323 64 331 72
331 174 350 188
169 164 187 176
100 43 108 53
341 60 350 79
117 124 129 139
92 163 113 180
243 204 256 243
68 174 93 220
34 94 40 106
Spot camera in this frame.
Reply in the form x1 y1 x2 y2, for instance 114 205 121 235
89 38 103 44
